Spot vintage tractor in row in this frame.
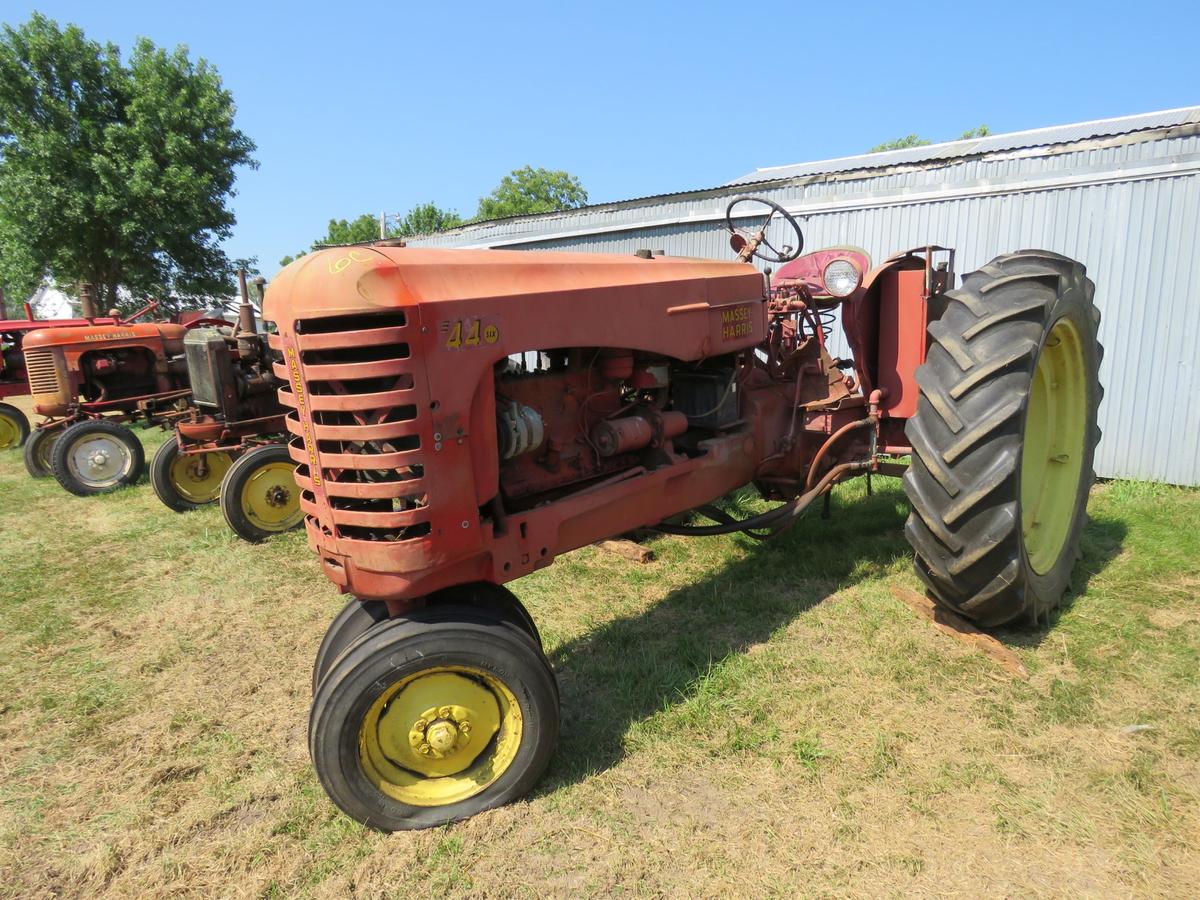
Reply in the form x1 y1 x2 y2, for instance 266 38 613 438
1 303 119 450
21 306 201 494
151 274 302 542
264 198 1102 831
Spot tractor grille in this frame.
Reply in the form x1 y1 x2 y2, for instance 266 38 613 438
272 311 430 543
24 349 62 395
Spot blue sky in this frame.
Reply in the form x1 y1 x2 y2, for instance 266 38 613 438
4 1 1198 275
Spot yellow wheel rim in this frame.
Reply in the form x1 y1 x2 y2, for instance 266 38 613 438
169 449 233 504
1020 318 1088 574
0 410 20 449
240 461 302 531
359 666 522 807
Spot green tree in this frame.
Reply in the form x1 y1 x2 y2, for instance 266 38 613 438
397 202 463 236
868 134 933 153
0 14 256 314
476 166 587 220
958 124 990 140
280 203 465 267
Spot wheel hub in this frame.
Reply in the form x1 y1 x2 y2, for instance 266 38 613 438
265 484 290 507
69 434 130 485
408 705 475 759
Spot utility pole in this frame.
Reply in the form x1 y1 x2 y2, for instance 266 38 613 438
380 211 387 239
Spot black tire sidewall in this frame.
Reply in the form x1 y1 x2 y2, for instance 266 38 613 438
219 443 298 542
309 617 559 831
51 419 145 496
311 598 391 695
151 434 198 512
1018 290 1101 612
23 426 60 478
0 402 30 449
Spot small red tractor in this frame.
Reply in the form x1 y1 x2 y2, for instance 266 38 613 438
21 306 202 494
265 198 1102 830
1 302 119 450
151 274 303 541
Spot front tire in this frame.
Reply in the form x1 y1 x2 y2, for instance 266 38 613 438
0 402 30 450
309 609 559 831
219 444 302 542
24 425 62 477
151 435 235 512
51 419 145 496
902 251 1103 627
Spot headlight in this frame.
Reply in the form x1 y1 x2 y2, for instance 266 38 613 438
822 259 861 297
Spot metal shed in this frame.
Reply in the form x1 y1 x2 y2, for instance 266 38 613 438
409 107 1200 485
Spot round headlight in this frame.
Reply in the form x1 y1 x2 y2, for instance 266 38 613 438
822 259 861 297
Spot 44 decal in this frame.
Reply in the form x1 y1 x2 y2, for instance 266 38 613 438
442 317 500 350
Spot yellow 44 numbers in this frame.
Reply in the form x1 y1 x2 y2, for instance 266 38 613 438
445 318 500 349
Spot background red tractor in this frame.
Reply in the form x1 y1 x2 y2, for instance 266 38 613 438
21 312 201 494
265 198 1102 831
151 273 303 541
0 302 119 450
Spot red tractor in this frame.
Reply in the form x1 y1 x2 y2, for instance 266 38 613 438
151 274 303 541
265 198 1102 830
0 303 119 450
21 314 197 493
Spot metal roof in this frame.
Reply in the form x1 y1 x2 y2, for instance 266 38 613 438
727 105 1200 186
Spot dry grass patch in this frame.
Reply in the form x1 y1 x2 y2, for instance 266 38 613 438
1 417 1198 896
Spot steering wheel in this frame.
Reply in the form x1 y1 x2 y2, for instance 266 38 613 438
724 196 804 263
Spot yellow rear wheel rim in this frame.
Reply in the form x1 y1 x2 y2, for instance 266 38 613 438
1020 318 1088 574
359 666 522 807
170 449 233 504
239 461 302 531
0 410 20 449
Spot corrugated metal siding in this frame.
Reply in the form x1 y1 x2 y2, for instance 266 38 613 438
408 125 1200 485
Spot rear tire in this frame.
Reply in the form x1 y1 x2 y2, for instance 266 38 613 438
0 402 29 450
309 609 559 831
23 425 61 478
51 419 145 496
151 435 235 512
219 443 302 542
903 250 1103 627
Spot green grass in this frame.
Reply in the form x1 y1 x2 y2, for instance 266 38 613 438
1 409 1198 896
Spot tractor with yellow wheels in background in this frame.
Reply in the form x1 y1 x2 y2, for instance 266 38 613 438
150 273 302 542
264 197 1102 831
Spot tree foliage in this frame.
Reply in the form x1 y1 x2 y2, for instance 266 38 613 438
868 134 933 153
280 204 465 268
0 14 256 313
868 124 993 153
476 166 587 220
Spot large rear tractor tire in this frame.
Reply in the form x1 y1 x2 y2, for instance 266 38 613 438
23 425 62 478
51 419 145 496
219 444 303 542
903 250 1103 627
151 435 235 512
309 608 559 831
0 402 29 450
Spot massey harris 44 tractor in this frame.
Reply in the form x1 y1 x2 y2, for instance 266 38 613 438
1 304 119 450
21 314 196 493
265 198 1102 831
151 275 303 542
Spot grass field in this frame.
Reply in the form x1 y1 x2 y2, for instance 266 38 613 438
1 400 1198 897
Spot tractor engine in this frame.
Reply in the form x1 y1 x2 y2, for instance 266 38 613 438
183 325 279 423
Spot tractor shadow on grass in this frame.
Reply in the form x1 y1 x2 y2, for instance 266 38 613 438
538 479 1126 790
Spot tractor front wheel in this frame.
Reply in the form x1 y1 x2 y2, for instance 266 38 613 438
311 586 546 696
903 250 1103 627
151 435 235 512
219 444 303 542
0 402 30 450
23 425 62 478
309 608 559 830
51 419 145 496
